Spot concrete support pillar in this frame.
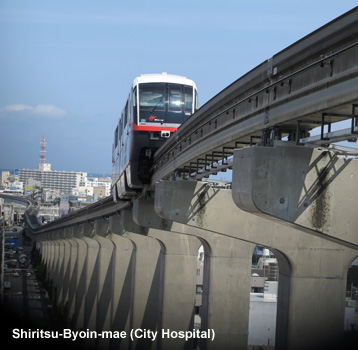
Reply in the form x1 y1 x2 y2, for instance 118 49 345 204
92 219 115 350
202 237 254 350
112 212 164 350
55 239 65 303
67 237 79 323
57 239 71 307
73 236 89 331
148 230 201 350
275 242 358 350
38 240 46 261
82 235 99 331
108 215 135 350
45 239 54 280
62 227 74 307
138 197 255 350
51 240 60 286
40 240 49 265
129 232 163 350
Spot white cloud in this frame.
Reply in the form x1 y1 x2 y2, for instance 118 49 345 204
1 104 33 112
0 104 66 119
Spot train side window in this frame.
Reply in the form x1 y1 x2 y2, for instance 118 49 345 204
133 87 137 121
124 101 128 126
169 84 182 112
119 119 122 140
114 126 118 147
184 86 193 114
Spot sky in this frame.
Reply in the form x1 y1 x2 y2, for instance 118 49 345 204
0 0 357 175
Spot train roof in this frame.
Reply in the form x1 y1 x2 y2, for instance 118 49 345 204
132 73 197 89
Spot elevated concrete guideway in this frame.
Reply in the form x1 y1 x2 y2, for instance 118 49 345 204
17 7 358 350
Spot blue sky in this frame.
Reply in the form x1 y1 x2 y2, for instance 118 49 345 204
1 1 357 175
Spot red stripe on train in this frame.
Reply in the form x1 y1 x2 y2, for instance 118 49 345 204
130 123 178 132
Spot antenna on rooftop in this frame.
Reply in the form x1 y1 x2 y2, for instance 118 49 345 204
38 135 47 169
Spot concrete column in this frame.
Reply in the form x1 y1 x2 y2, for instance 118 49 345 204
57 239 71 307
82 232 100 332
149 230 201 350
115 210 164 350
67 237 79 323
92 219 116 350
54 229 66 306
56 227 75 315
108 215 135 350
38 240 46 261
40 240 49 265
136 197 254 350
51 240 61 291
274 240 358 350
134 199 212 349
72 234 89 331
46 239 56 281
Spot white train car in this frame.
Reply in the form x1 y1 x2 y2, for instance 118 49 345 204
112 73 198 201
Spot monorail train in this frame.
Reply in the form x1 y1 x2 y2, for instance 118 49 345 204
112 73 198 201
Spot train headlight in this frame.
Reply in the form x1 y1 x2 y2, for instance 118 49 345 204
161 130 171 138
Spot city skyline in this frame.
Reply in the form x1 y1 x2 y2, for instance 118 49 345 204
1 1 357 174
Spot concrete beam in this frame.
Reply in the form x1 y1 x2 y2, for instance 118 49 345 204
232 141 358 246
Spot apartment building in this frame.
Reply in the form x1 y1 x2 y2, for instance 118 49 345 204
19 165 87 195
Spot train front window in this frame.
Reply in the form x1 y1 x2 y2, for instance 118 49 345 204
184 86 193 114
139 83 165 111
138 82 195 125
168 84 182 112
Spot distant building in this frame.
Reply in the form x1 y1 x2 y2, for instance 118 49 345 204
59 195 70 216
1 171 10 187
38 205 60 222
79 176 111 197
194 246 205 330
248 281 278 350
19 165 87 195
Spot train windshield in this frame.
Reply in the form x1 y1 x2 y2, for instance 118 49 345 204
138 83 195 125
139 83 165 111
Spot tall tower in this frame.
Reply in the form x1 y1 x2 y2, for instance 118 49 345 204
38 135 46 170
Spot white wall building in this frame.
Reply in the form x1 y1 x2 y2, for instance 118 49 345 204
78 176 111 197
248 281 278 349
19 165 87 195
